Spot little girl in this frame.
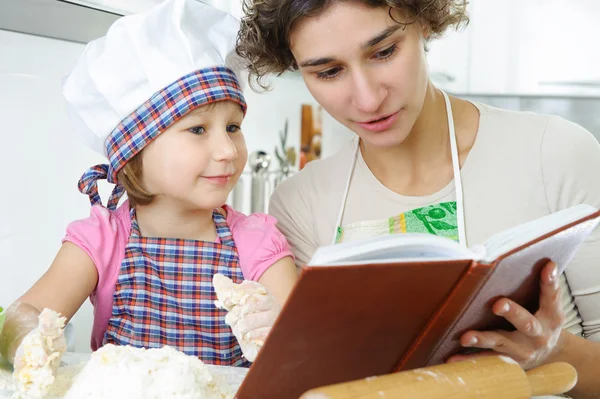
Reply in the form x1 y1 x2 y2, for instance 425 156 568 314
0 0 297 371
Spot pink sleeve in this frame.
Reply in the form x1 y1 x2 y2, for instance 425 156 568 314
227 207 294 282
61 203 130 350
63 206 123 272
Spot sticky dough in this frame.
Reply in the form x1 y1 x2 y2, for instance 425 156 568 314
212 274 267 362
13 308 67 398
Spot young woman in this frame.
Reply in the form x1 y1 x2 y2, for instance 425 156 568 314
236 1 600 397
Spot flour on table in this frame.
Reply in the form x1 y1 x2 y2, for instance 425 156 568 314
63 344 232 399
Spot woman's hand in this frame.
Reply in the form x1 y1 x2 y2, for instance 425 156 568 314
447 262 566 370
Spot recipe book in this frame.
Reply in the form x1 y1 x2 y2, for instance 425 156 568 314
235 204 600 399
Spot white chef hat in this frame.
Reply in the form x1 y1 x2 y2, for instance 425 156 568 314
63 0 247 209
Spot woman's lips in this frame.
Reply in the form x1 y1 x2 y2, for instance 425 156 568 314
356 111 400 133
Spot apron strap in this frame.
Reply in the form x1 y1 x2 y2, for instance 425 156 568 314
78 164 126 210
442 91 467 247
331 137 360 245
213 210 235 246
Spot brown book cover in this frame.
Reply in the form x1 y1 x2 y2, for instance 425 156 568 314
234 206 600 399
397 210 600 370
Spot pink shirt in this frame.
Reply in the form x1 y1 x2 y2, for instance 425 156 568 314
62 202 293 351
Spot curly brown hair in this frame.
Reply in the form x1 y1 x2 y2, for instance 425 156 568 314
237 0 469 90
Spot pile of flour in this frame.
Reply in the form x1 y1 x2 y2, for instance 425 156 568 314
63 344 232 399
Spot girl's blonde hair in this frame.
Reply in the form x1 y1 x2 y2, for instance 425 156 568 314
117 153 154 207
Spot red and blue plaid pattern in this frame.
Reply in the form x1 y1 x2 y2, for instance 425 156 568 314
77 164 125 210
104 208 251 367
78 66 246 209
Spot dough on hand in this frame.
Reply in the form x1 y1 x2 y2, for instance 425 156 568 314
13 308 67 398
212 274 268 362
64 344 231 399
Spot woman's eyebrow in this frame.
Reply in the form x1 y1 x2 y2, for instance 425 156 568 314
362 25 402 49
299 56 336 68
298 25 402 68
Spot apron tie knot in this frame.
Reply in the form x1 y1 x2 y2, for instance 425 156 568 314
78 164 125 210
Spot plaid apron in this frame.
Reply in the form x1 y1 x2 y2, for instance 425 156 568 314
103 207 250 367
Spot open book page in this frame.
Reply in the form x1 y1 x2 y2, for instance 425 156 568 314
307 233 477 266
480 204 599 263
307 204 599 267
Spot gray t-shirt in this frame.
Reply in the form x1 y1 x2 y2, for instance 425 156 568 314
269 102 600 340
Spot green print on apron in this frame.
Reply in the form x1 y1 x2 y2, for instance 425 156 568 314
335 201 460 244
333 91 467 247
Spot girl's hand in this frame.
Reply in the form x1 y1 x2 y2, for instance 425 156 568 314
213 275 280 361
12 308 67 397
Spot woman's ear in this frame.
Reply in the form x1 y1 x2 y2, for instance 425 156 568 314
421 23 431 40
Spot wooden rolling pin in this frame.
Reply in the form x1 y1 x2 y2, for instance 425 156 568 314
300 356 577 399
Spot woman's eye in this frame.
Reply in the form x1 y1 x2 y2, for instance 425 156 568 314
189 126 206 135
316 67 342 81
374 44 397 60
227 124 241 133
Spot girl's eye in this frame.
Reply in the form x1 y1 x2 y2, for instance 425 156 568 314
227 124 241 133
189 126 206 135
316 67 342 81
374 44 397 60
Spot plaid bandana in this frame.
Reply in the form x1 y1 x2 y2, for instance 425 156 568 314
77 66 246 210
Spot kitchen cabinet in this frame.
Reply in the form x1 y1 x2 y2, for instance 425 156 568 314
428 0 600 97
0 0 118 44
466 0 519 95
469 0 600 96
514 0 600 96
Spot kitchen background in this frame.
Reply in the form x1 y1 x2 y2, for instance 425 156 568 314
1 0 599 352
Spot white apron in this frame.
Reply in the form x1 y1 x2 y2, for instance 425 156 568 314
331 91 467 247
